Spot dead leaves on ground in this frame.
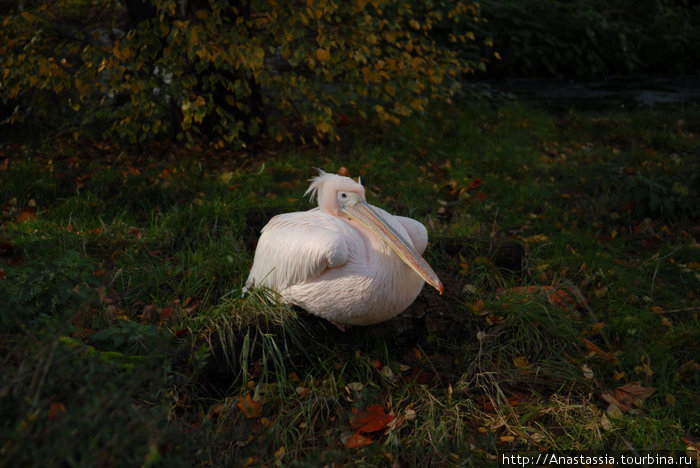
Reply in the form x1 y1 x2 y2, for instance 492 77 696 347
601 382 656 417
342 403 400 449
499 285 583 312
236 393 262 419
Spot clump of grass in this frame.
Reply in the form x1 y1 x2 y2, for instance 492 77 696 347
194 287 316 390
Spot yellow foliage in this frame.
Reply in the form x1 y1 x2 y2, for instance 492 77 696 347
315 48 330 62
1 0 487 146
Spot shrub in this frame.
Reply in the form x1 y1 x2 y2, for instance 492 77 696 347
0 0 486 147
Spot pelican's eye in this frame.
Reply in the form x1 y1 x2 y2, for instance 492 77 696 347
339 192 348 199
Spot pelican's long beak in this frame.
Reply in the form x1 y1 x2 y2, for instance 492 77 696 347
341 197 444 294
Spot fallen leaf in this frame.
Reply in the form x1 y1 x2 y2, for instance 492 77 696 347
546 288 579 310
582 338 615 361
601 391 628 412
209 403 225 418
614 382 656 409
477 393 527 412
513 355 530 370
218 171 234 183
350 403 395 433
523 234 549 244
16 210 35 223
606 402 623 418
274 446 285 466
681 436 700 451
48 402 67 421
467 177 483 190
237 393 261 419
346 382 363 392
342 431 373 448
501 285 580 311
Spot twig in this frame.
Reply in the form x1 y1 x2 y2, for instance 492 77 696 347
564 281 616 353
652 306 700 314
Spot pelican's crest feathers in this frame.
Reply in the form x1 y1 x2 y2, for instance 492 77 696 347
304 168 329 202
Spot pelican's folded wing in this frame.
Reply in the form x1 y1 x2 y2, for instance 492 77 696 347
245 210 355 292
394 215 428 254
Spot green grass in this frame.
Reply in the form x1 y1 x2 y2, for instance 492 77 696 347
1 102 698 466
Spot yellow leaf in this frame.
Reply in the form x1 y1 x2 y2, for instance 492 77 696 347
218 171 234 184
523 234 549 244
316 121 332 134
513 355 530 370
274 446 285 466
315 48 330 62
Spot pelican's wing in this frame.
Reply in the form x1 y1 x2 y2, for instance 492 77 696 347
245 210 355 292
394 216 429 254
368 205 429 255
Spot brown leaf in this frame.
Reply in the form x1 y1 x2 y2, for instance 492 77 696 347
349 403 395 433
342 431 373 448
48 402 67 421
614 382 656 409
546 288 579 310
209 403 225 418
16 210 35 223
476 392 527 412
467 177 483 190
601 391 628 412
504 285 582 311
582 338 616 361
237 393 261 419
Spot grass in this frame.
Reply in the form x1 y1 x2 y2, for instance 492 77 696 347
1 101 699 466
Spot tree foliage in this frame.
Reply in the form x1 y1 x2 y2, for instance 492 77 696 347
0 0 487 147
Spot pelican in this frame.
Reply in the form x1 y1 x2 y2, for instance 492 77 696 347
245 169 443 327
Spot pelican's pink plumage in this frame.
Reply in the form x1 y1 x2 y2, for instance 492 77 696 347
245 170 443 326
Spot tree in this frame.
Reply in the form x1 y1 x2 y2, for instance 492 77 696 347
1 0 488 147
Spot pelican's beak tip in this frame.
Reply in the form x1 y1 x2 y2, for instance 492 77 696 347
437 281 444 295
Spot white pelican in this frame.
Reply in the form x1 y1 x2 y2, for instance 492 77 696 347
245 169 443 327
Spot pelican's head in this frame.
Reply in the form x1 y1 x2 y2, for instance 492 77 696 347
305 169 365 216
305 169 443 295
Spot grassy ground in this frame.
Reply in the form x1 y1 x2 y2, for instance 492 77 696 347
1 102 698 467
